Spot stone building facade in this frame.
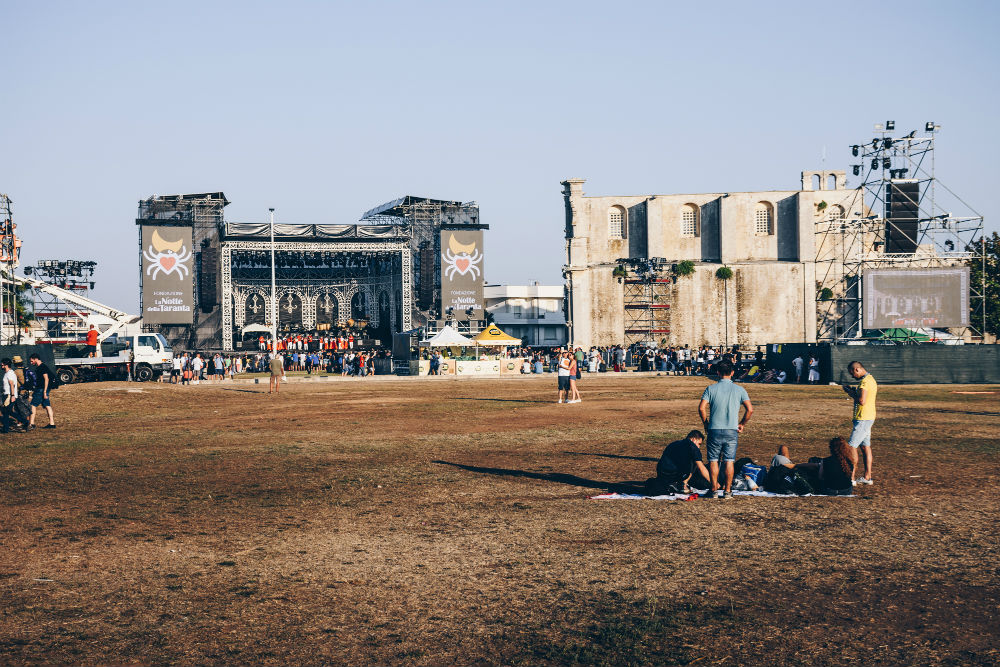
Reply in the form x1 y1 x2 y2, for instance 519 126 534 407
562 171 864 348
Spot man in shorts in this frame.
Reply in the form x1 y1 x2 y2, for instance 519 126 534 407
269 352 285 394
697 361 753 499
843 360 877 485
556 349 571 403
28 353 55 429
85 325 99 358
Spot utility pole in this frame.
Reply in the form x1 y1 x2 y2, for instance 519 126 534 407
270 208 277 354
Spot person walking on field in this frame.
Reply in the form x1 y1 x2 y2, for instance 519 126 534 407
28 353 55 429
269 352 285 394
697 361 753 499
843 360 877 485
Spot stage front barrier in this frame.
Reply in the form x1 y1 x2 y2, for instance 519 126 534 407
408 358 528 376
456 360 501 376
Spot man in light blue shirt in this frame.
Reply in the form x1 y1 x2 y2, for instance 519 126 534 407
697 361 754 499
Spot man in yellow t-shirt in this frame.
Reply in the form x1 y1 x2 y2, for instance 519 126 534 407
843 361 877 485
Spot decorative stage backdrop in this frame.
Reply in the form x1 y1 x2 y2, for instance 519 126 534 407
140 224 194 325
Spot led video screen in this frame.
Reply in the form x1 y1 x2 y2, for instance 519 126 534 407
863 267 969 329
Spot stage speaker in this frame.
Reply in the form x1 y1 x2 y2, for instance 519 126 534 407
885 181 919 253
418 243 435 310
198 247 218 312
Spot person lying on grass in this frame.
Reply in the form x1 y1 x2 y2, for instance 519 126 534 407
775 437 857 496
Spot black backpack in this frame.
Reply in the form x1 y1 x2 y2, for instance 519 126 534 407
764 467 814 495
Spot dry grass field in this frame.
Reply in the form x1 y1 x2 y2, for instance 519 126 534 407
0 374 998 666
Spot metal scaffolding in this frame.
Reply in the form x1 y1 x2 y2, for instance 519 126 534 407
0 194 21 344
815 122 985 342
23 260 97 339
361 196 481 328
617 257 672 347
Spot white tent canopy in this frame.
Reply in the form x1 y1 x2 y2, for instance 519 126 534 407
241 323 272 335
422 325 476 347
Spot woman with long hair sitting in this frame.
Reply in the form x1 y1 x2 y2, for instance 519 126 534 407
817 436 857 495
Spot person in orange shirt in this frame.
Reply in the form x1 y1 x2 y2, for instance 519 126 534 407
85 325 99 358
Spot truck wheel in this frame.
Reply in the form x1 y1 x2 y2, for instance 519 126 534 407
134 364 154 382
56 367 76 385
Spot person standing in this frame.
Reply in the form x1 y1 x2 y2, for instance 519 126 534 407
843 360 877 485
85 325 100 358
28 353 55 429
567 352 582 404
807 355 820 384
191 353 204 384
556 349 572 403
1 358 23 433
269 352 285 394
792 354 804 383
697 361 753 499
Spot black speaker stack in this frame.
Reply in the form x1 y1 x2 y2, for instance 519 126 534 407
885 181 920 253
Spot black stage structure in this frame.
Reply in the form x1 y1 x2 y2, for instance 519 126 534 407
138 193 484 351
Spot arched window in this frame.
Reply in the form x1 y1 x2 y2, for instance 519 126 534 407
811 174 821 191
827 174 838 190
608 205 626 239
680 204 699 237
754 202 773 236
828 205 844 222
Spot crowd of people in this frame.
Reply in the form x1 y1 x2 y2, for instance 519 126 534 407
165 348 392 384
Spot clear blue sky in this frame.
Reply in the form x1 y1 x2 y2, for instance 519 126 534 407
2 0 997 310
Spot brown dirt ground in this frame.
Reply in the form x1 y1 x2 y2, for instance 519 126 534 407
0 375 998 666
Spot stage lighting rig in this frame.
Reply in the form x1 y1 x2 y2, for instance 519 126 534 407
851 145 859 157
852 165 861 176
885 120 895 130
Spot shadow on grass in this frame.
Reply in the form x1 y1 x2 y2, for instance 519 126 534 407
452 398 551 404
563 451 657 462
932 408 1000 417
433 460 644 493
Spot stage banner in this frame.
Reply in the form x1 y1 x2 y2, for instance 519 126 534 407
440 228 484 317
141 225 194 324
863 267 970 329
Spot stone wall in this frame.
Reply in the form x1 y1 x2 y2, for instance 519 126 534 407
563 174 862 348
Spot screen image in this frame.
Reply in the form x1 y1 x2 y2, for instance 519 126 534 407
141 224 195 324
863 267 969 329
440 228 484 317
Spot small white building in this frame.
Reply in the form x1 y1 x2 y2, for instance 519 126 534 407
484 283 568 347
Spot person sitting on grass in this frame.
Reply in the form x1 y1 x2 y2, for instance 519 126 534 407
790 437 857 496
645 430 709 495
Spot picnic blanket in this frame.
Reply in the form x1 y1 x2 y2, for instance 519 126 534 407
588 489 854 500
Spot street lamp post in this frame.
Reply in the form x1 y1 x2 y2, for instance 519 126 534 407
269 208 277 354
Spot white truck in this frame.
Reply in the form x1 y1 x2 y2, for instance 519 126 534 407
2 270 174 384
52 333 174 384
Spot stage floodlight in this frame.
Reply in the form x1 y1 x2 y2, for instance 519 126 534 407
23 266 31 275
852 165 861 176
944 240 955 251
872 138 879 147
871 158 879 170
883 158 891 170
884 138 893 149
851 145 859 157
925 121 935 132
886 120 895 130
